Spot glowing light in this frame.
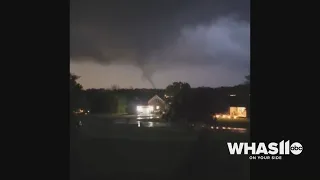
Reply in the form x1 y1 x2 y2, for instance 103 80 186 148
156 106 160 110
222 115 226 118
216 127 219 129
238 128 246 131
227 115 231 119
137 105 154 116
137 121 141 127
215 115 220 118
137 106 142 111
149 122 154 127
211 126 214 129
229 94 236 96
222 127 226 129
229 107 247 118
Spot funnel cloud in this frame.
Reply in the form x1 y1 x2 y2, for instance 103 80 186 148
70 0 250 89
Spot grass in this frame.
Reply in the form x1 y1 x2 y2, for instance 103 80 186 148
71 132 249 180
71 116 250 180
77 115 250 139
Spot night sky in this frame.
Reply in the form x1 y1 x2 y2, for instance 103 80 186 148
70 0 250 89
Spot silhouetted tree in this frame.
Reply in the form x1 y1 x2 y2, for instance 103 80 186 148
70 73 83 112
111 84 120 90
164 82 192 122
165 82 191 97
70 73 84 140
164 82 191 108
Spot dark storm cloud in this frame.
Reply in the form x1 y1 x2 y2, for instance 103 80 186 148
70 0 250 87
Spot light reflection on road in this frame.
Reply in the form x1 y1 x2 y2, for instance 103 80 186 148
218 126 247 133
137 116 160 120
114 119 247 133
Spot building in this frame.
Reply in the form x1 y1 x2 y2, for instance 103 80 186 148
147 95 166 114
229 106 247 118
228 92 250 118
135 95 166 116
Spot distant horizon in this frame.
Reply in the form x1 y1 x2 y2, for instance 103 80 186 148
72 74 247 91
71 63 248 90
76 82 247 90
83 86 243 90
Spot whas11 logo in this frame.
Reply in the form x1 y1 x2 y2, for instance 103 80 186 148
227 140 303 159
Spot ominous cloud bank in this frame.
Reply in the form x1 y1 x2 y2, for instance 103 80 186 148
70 0 250 88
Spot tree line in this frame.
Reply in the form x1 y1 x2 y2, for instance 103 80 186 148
70 73 250 117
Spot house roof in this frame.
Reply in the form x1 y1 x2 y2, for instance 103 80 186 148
148 95 165 104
